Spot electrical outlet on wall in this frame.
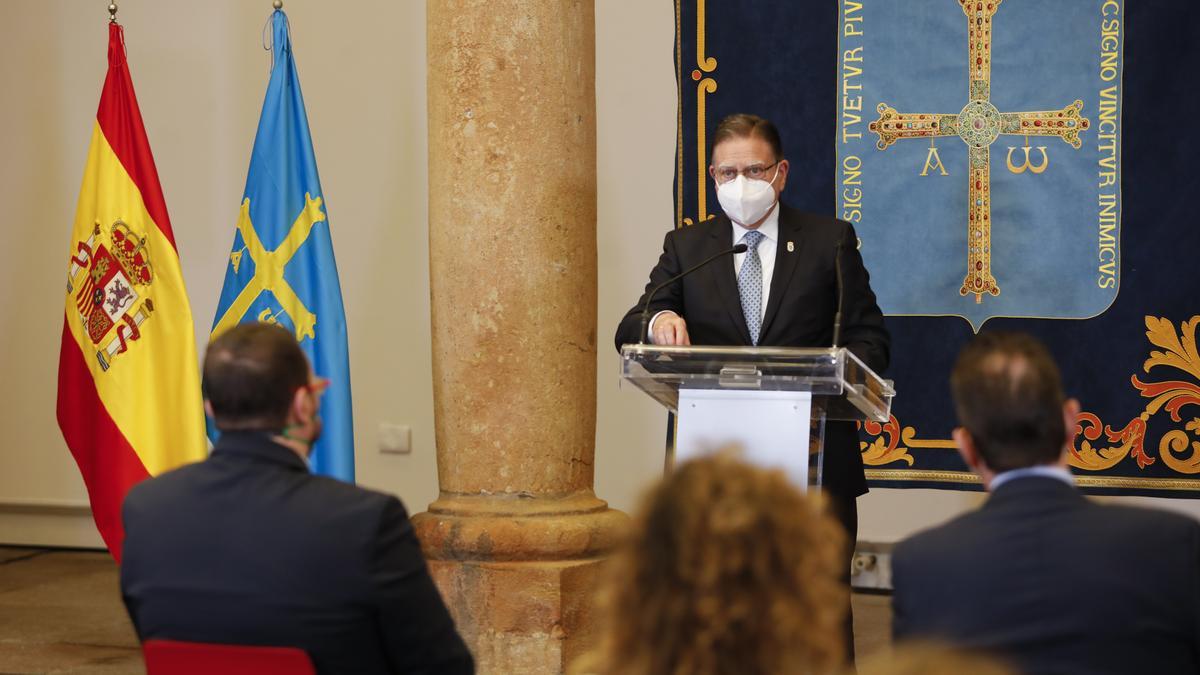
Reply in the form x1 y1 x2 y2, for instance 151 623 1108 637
379 423 412 454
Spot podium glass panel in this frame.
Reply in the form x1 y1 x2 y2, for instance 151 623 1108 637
620 344 893 422
620 344 895 492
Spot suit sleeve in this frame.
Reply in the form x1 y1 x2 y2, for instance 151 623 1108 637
613 229 685 352
837 223 890 374
370 497 474 675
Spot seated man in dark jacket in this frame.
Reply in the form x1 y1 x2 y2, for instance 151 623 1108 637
120 322 473 674
892 331 1200 675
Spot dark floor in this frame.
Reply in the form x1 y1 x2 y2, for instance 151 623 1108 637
0 546 893 674
0 548 141 674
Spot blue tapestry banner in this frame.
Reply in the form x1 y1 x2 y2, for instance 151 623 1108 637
675 0 1200 496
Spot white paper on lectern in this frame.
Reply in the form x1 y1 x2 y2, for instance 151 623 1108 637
675 389 813 491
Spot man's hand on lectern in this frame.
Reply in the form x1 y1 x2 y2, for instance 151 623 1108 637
652 312 691 346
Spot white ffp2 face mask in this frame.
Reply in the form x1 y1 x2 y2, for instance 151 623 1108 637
716 167 780 226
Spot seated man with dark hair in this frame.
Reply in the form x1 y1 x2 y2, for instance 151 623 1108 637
120 322 473 674
892 331 1200 675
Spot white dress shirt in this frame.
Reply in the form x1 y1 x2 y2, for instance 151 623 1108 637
988 464 1075 492
650 203 781 339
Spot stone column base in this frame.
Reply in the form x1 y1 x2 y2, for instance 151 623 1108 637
425 558 604 674
413 493 627 675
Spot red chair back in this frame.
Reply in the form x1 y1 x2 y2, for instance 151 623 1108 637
143 639 316 675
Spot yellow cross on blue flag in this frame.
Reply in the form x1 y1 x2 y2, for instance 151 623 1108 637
210 9 354 481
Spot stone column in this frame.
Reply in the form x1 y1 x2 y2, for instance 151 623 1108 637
415 1 626 673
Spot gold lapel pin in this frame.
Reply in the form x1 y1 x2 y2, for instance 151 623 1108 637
786 241 795 252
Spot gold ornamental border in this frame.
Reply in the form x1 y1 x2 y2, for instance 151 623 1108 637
863 315 1200 493
865 469 1200 492
676 0 717 229
675 0 684 228
863 470 980 485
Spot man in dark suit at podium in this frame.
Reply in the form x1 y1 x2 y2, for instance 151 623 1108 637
614 113 890 660
892 332 1200 674
120 323 474 674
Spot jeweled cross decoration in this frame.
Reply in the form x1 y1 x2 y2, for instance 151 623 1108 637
868 0 1090 303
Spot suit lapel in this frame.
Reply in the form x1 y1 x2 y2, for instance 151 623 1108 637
706 218 752 345
759 208 803 341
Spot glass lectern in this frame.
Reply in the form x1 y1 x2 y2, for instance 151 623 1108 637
620 344 895 492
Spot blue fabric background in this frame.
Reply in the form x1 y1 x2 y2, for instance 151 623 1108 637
676 0 1200 496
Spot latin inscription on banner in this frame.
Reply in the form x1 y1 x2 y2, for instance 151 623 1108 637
838 0 1123 329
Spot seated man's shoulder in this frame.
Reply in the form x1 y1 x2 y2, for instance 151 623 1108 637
1087 500 1200 541
896 499 1200 566
299 474 410 521
124 460 408 533
894 510 984 566
123 461 208 511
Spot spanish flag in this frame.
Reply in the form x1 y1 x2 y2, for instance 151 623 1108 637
57 23 206 560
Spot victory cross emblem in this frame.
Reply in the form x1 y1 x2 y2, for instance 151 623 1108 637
867 0 1091 303
211 193 324 342
65 220 155 371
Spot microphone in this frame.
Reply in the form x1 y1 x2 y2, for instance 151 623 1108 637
639 243 749 344
831 239 845 349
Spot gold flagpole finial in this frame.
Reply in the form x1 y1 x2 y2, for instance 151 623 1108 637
273 0 283 9
108 3 117 22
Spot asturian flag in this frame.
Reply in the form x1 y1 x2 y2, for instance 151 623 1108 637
210 9 355 481
57 22 207 559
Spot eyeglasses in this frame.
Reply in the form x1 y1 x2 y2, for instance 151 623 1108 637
713 161 779 185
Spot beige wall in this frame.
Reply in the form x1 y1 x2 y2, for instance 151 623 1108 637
1 0 435 546
3 1 1196 549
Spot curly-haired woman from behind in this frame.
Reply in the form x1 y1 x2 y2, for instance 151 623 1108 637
574 453 849 675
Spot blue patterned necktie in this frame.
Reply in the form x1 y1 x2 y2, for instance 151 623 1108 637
738 230 765 345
